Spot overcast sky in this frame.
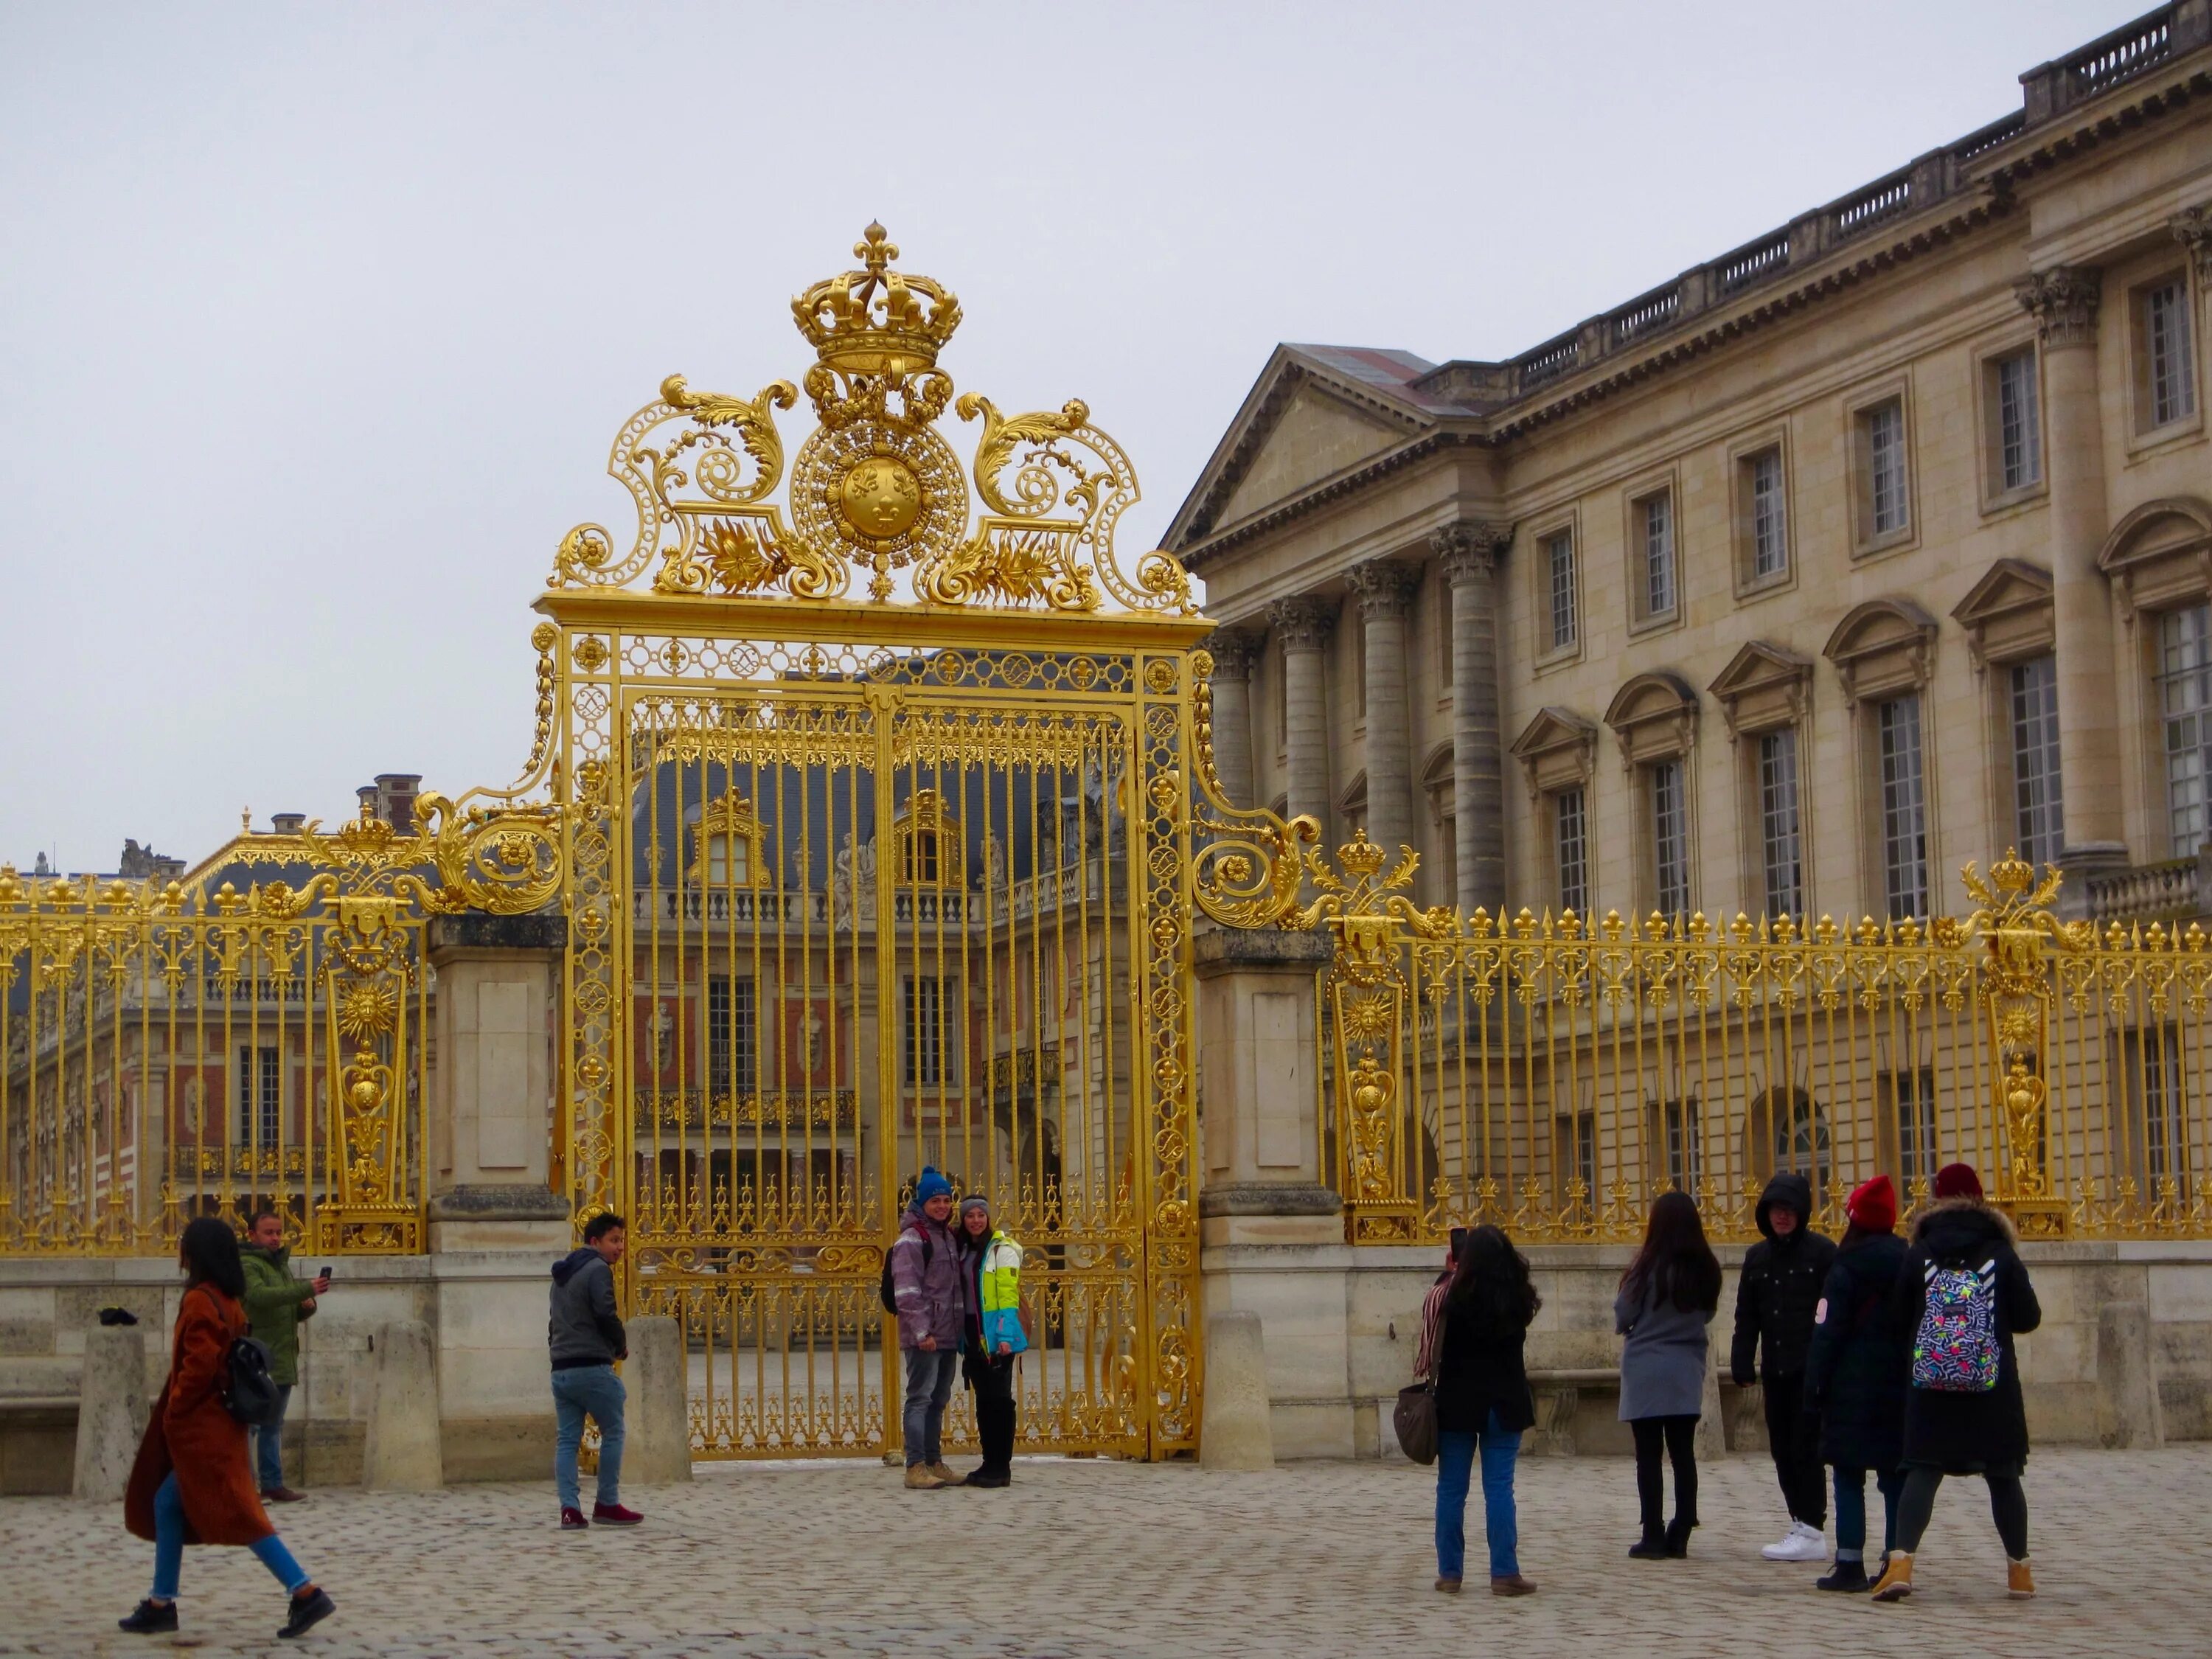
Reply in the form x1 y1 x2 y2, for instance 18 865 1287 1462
0 0 2140 873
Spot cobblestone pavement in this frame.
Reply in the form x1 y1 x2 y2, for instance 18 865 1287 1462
2 1445 2205 1658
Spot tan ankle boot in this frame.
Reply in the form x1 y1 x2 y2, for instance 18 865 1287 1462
903 1464 945 1490
1871 1550 1914 1601
2008 1557 2036 1599
927 1461 965 1487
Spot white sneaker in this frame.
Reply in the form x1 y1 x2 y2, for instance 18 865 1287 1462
1761 1521 1828 1562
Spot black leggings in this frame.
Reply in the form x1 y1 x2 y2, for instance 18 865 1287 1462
1894 1466 2028 1559
1630 1415 1699 1536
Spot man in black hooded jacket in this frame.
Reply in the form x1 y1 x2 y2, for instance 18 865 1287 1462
1732 1170 1838 1562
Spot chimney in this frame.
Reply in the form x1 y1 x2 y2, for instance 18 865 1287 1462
357 785 380 822
271 813 306 835
375 773 422 837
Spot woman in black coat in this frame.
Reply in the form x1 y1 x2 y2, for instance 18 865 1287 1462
1429 1225 1540 1598
1872 1163 2042 1605
1804 1175 1908 1591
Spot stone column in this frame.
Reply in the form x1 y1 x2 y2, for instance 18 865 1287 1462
1268 597 1335 833
1347 560 1418 857
1202 626 1262 809
1433 521 1511 914
2017 268 2124 871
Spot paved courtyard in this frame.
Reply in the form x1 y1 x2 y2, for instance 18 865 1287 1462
1 1444 2205 1658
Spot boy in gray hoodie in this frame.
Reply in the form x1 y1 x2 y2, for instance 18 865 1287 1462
549 1211 640 1530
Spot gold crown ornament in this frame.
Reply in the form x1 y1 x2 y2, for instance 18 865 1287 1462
791 222 963 381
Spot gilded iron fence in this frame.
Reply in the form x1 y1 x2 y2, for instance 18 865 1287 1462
0 799 559 1255
1309 836 2212 1245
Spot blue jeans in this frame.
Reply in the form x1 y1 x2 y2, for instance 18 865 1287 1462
552 1364 625 1510
902 1345 958 1467
1833 1464 1902 1561
252 1383 293 1492
1435 1412 1521 1580
150 1472 308 1601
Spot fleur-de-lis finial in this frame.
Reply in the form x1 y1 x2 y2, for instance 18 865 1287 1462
856 220 895 271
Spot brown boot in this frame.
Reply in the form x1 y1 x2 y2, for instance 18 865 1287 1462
1433 1576 1461 1594
902 1464 945 1490
1490 1574 1537 1596
1871 1550 1914 1602
2008 1557 2036 1599
261 1486 307 1504
927 1461 965 1488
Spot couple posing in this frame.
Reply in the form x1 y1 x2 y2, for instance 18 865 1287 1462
892 1166 1027 1489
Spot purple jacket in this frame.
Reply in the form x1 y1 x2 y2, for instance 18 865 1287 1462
891 1203 967 1350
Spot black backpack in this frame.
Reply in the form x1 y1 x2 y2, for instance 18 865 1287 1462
878 1231 930 1315
220 1332 285 1427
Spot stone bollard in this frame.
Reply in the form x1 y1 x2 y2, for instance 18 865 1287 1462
1199 1310 1273 1470
72 1324 150 1501
1693 1338 1726 1461
362 1320 444 1491
622 1315 692 1484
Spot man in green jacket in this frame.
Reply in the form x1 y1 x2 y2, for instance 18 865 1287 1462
241 1208 330 1503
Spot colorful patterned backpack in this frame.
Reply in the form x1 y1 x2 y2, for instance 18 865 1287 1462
1910 1257 2000 1391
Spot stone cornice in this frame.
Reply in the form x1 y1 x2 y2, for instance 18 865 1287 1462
1267 595 1335 650
2015 265 2104 349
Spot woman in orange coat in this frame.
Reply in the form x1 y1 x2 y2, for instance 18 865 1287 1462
119 1217 335 1640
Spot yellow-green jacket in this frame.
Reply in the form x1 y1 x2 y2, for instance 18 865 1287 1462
973 1230 1026 1355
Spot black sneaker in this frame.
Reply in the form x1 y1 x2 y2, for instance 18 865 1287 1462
278 1587 334 1640
118 1599 178 1635
1815 1559 1870 1592
966 1470 1011 1488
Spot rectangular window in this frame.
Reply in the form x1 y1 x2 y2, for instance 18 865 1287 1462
1866 400 1908 536
904 975 946 1086
1650 759 1688 917
1554 787 1588 916
1890 1067 1938 1187
1562 1110 1596 1200
1994 349 2042 492
2009 655 2064 869
2159 605 2212 855
706 975 756 1093
1660 1098 1700 1192
2124 1026 2187 1186
1879 695 1929 919
1759 728 1804 919
2145 278 2199 430
1436 591 1454 689
1546 530 1577 650
1641 493 1675 617
1748 449 1787 579
237 1046 279 1144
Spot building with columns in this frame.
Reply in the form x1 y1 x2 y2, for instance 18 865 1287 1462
1175 5 2212 931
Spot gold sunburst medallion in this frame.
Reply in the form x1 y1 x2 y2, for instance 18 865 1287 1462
838 454 922 540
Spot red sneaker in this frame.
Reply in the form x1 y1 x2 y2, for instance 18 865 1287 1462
591 1501 643 1526
560 1506 588 1530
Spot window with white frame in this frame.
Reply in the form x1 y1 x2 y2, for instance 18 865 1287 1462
1546 529 1578 650
2009 655 2064 869
904 974 947 1086
1649 758 1689 917
1878 694 1929 918
237 1046 280 1144
1565 1109 1597 1200
1747 448 1787 579
1759 727 1804 919
2142 276 2199 431
2126 1026 2188 1185
1660 1097 1700 1192
2159 604 2212 855
1640 492 1676 618
1554 786 1588 916
706 974 757 1093
1993 348 2042 493
1863 399 1909 538
1889 1066 1938 1186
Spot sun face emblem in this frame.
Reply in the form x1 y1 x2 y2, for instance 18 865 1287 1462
838 455 922 541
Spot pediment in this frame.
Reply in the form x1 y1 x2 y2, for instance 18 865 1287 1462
1706 642 1813 737
1509 707 1599 798
2098 497 2212 619
1217 383 1411 528
1950 560 2053 669
1604 671 1699 734
1824 598 1938 700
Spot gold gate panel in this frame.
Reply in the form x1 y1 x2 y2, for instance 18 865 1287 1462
545 226 1217 1458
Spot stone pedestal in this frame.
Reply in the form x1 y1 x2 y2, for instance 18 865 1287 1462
1198 1312 1274 1470
363 1319 444 1491
71 1324 147 1500
624 1315 693 1484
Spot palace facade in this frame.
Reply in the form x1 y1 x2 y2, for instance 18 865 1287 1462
1174 4 2212 931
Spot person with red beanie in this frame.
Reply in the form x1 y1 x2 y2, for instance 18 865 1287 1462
1872 1160 2043 1604
1803 1174 1907 1590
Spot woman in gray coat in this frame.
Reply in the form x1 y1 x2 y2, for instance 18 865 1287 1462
1615 1191 1723 1559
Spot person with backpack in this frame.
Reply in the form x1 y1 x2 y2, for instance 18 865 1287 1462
1804 1174 1908 1591
119 1218 335 1641
1615 1191 1723 1560
549 1211 641 1531
891 1166 967 1489
1430 1225 1540 1596
1731 1169 1839 1563
1872 1162 2042 1604
238 1208 328 1503
955 1194 1027 1488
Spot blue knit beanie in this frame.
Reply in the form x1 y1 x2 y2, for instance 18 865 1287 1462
916 1166 953 1204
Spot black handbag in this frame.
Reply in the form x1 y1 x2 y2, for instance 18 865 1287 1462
1394 1379 1439 1464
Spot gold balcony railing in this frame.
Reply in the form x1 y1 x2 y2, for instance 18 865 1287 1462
1308 835 2212 1245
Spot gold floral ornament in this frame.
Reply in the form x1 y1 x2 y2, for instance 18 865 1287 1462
1189 648 1317 928
550 223 1196 614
